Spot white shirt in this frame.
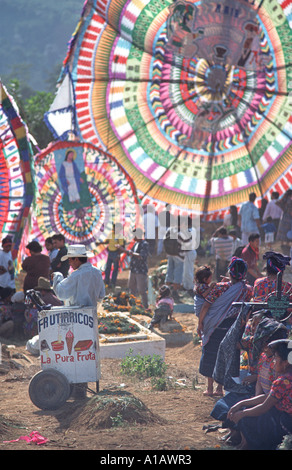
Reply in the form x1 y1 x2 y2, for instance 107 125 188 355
53 262 105 307
211 236 234 261
263 200 283 221
0 250 15 289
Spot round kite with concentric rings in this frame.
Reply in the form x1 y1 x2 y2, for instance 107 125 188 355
56 0 292 218
32 140 139 268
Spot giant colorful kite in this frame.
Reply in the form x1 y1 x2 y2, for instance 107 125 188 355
32 140 139 268
46 0 292 219
0 80 34 260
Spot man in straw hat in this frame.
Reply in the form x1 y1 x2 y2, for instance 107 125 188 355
34 277 63 306
52 244 105 308
52 244 105 399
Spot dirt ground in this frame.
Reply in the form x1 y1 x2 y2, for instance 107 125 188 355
1 240 290 453
0 249 229 453
0 312 227 452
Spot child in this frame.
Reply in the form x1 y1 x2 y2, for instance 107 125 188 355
261 216 277 249
194 265 216 299
149 285 174 330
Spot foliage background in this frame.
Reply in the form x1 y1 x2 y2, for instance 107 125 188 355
1 0 84 148
1 0 83 94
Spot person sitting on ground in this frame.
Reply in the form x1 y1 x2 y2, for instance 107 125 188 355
228 339 292 450
34 277 63 306
149 285 174 330
0 289 14 338
212 317 288 446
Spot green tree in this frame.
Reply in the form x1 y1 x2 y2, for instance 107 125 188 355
6 79 54 150
24 91 54 149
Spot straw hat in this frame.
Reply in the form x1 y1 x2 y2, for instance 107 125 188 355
34 277 53 291
61 244 94 261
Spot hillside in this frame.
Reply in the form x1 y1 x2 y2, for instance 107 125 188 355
0 0 84 92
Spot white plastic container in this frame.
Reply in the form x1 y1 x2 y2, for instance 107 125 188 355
29 306 100 410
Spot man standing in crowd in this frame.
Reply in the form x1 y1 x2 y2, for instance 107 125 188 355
127 228 149 308
211 227 234 281
262 191 283 232
51 234 70 277
0 236 15 299
241 232 263 285
52 243 105 398
52 244 105 307
238 192 261 245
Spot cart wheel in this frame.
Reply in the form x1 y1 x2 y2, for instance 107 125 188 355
29 369 71 410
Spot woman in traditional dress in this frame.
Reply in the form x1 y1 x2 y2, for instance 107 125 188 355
210 316 288 446
228 339 292 450
253 251 292 305
195 257 253 396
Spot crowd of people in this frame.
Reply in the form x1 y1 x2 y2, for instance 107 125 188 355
190 189 292 450
0 191 292 449
194 251 292 450
0 233 105 338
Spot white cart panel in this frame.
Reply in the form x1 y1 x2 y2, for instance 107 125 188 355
38 306 100 384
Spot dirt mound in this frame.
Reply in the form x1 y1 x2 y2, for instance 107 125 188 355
57 390 165 431
0 415 24 436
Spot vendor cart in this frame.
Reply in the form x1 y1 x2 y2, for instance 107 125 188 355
27 292 101 410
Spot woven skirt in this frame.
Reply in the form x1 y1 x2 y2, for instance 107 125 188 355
199 317 235 378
